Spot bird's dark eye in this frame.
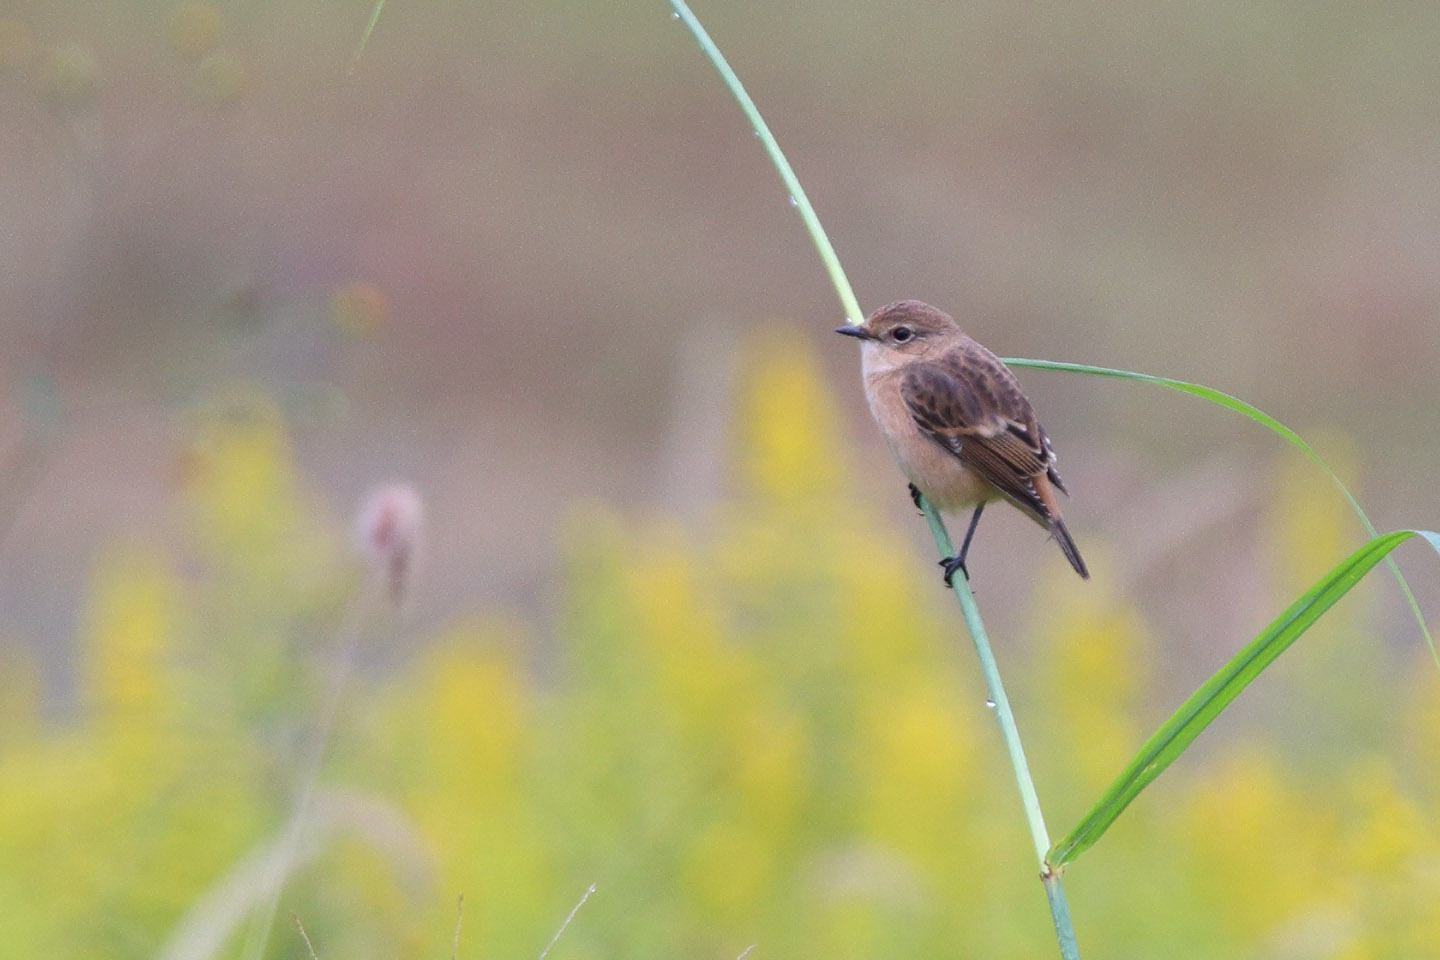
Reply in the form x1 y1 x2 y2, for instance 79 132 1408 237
891 326 914 343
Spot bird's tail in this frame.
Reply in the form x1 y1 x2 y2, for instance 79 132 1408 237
1049 518 1089 579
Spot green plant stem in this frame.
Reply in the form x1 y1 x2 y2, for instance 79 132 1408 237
918 502 1049 862
1043 874 1080 958
918 500 1081 960
668 2 1079 954
668 0 863 326
351 0 389 72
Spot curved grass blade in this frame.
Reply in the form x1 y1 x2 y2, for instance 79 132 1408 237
350 0 388 73
1048 528 1440 868
1004 359 1436 668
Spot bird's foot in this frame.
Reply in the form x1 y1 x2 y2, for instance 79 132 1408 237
908 483 924 512
939 554 969 587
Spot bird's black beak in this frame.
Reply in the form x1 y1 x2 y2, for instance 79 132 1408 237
835 324 873 340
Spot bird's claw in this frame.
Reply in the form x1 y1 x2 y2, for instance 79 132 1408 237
939 554 969 587
908 483 924 511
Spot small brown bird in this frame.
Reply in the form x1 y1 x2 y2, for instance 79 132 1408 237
837 300 1088 584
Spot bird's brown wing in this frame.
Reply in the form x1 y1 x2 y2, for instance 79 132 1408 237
899 343 1065 525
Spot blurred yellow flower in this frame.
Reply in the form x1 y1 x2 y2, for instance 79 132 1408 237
83 548 176 725
0 348 1430 959
735 327 845 504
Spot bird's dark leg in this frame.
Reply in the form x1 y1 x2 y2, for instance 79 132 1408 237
939 503 986 586
908 482 924 512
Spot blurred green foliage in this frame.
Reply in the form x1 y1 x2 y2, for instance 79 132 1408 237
3 337 1439 959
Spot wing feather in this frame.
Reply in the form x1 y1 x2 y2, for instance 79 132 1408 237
899 343 1067 528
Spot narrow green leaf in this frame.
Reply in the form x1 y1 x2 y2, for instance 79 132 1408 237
1004 359 1436 668
1048 529 1440 868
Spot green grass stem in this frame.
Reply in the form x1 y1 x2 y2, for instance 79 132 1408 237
351 0 389 73
916 500 1051 867
668 0 863 326
669 2 1079 956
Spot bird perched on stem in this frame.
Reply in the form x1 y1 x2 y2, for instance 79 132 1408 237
836 299 1088 585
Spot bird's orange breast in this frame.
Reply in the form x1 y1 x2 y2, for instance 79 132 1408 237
864 367 997 511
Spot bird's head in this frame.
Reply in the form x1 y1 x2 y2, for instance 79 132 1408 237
835 300 960 362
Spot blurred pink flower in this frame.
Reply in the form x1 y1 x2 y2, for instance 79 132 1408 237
355 483 423 607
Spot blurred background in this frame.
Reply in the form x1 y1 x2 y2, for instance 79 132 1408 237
2 0 1440 957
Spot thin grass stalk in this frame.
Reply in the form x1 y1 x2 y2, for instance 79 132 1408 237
667 2 1081 956
351 0 389 72
1043 874 1080 957
919 498 1079 958
916 502 1049 863
236 584 374 960
667 0 862 326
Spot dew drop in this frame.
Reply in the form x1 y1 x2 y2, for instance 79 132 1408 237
671 10 680 18
984 698 996 709
787 195 798 207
